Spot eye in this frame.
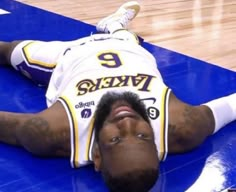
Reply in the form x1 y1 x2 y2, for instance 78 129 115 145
110 136 121 144
137 133 148 140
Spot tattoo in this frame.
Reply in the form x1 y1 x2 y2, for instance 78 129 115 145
182 105 199 125
0 116 19 129
0 115 20 145
20 117 70 157
168 105 207 153
0 112 70 157
168 124 178 137
21 117 50 140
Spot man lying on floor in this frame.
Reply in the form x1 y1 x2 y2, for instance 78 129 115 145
0 1 235 192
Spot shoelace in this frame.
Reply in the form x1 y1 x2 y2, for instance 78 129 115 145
118 9 136 28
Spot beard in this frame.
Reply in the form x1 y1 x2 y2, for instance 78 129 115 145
94 91 150 141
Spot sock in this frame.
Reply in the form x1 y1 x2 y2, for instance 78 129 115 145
203 93 236 134
112 29 140 44
107 22 123 34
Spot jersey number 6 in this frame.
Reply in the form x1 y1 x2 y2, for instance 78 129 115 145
97 51 122 68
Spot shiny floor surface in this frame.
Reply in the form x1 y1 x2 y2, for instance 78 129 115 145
0 1 236 192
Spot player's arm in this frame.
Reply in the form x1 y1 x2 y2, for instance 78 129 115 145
167 92 215 153
0 41 23 65
0 101 71 157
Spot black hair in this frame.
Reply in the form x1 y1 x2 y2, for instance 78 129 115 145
102 168 159 192
94 91 150 142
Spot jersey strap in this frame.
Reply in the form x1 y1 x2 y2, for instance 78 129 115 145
158 87 171 161
58 96 95 168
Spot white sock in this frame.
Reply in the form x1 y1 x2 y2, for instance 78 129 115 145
108 22 123 34
203 93 236 134
112 29 139 44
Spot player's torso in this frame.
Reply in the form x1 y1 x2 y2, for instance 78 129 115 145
47 38 171 167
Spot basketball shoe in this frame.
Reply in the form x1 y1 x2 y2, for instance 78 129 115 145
96 1 140 34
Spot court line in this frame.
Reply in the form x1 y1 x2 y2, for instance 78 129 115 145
0 8 10 15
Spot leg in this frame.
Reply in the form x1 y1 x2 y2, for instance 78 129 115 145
1 40 74 86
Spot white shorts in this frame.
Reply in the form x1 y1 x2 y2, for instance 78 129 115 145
10 33 140 86
10 39 81 85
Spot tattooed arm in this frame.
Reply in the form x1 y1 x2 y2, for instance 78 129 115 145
0 101 70 157
167 92 215 153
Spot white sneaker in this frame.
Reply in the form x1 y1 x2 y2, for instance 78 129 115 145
96 1 140 33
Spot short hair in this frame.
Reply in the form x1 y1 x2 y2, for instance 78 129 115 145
102 168 159 192
94 91 150 142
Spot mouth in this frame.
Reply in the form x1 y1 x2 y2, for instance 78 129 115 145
110 104 138 121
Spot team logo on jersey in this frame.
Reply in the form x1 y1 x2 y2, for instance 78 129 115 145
63 48 71 55
81 108 92 118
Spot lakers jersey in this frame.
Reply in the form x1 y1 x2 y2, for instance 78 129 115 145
10 34 171 168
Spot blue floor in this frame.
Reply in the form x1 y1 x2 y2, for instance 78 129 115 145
0 1 236 191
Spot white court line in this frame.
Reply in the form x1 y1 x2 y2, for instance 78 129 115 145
0 9 10 15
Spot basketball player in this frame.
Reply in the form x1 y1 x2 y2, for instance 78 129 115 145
0 1 235 192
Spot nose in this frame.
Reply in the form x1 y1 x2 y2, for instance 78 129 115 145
116 117 137 136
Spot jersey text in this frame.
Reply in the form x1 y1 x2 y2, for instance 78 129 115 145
76 73 155 96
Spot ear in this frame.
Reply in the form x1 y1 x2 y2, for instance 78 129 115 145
92 143 102 172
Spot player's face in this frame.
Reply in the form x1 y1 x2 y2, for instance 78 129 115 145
93 92 159 176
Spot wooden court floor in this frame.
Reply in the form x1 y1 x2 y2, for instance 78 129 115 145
18 0 236 71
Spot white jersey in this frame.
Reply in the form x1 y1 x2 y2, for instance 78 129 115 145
11 34 171 168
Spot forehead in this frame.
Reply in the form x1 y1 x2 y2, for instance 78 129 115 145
102 143 158 174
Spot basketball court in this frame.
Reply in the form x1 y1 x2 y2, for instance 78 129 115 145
0 0 236 191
